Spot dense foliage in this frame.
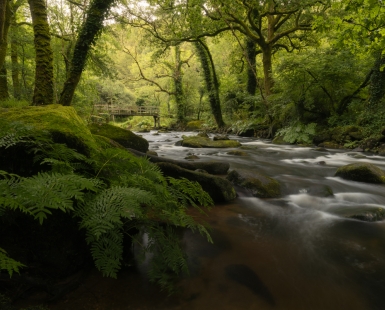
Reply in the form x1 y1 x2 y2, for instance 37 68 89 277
0 120 213 291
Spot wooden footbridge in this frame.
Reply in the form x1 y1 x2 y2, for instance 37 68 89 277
94 104 161 127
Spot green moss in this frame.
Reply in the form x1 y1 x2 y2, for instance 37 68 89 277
0 104 97 156
89 123 149 153
186 120 204 130
335 163 385 184
182 135 241 148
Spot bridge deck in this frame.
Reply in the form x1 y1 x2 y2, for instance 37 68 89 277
94 105 160 117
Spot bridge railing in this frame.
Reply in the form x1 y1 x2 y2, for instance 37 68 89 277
94 105 160 116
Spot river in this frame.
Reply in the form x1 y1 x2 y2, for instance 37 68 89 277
52 132 385 309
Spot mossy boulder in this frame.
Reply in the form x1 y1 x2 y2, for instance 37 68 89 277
331 206 385 222
186 120 204 131
227 170 281 198
89 123 148 153
335 163 385 184
0 104 97 156
181 135 241 148
157 162 236 203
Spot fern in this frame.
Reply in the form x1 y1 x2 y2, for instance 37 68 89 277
0 247 25 277
1 120 214 291
0 171 102 224
87 227 124 278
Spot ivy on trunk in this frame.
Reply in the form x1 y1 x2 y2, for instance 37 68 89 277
59 0 116 106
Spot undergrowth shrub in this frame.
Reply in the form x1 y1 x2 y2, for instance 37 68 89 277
277 122 317 144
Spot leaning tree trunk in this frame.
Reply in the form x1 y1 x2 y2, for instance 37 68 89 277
246 38 257 96
28 0 54 105
0 0 11 100
59 0 116 106
194 39 225 128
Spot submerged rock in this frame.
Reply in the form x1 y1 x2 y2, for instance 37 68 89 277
331 206 385 222
185 155 200 160
349 207 385 222
335 162 385 184
89 123 149 153
227 170 281 198
181 135 241 148
157 162 236 203
227 150 248 156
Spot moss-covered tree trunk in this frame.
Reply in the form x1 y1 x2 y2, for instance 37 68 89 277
194 39 225 128
246 38 257 96
28 0 54 105
368 53 385 109
10 37 20 99
174 45 185 123
59 0 115 106
0 0 11 100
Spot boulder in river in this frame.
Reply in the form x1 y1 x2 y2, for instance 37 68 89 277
89 123 149 153
335 162 385 184
227 170 281 198
157 162 236 203
181 135 241 148
331 206 385 222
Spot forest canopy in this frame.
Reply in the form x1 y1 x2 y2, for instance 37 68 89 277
0 0 384 139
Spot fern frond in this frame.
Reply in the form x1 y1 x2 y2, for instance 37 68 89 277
77 186 155 239
0 247 25 277
1 172 102 224
87 227 124 278
166 177 213 209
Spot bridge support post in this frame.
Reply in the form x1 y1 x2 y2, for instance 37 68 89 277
153 116 160 128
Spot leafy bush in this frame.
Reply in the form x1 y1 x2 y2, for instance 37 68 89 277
277 122 317 144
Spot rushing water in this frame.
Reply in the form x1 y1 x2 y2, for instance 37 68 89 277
51 132 385 310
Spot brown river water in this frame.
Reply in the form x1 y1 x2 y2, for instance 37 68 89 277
16 132 385 310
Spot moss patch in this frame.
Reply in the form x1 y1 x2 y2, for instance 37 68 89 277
186 120 204 131
335 163 385 184
89 123 148 153
182 135 241 148
0 104 97 156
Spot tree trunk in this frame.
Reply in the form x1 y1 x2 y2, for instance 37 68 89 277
59 0 116 106
174 45 185 123
246 38 257 96
0 0 11 100
368 53 385 109
194 39 225 128
11 37 21 99
28 0 54 105
262 45 274 96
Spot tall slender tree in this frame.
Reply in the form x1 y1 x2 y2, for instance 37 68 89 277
194 39 224 127
0 0 11 100
28 0 54 105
